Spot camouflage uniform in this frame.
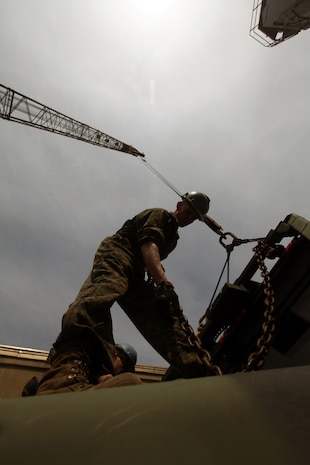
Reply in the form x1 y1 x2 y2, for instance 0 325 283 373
38 208 208 393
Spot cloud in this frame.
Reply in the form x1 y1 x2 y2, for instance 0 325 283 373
1 1 309 366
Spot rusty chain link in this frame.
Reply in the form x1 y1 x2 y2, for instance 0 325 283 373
242 242 276 372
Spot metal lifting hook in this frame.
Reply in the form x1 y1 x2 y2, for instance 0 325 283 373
202 214 266 253
220 233 266 253
219 232 239 253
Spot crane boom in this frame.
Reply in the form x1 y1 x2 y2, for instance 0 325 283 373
0 84 144 157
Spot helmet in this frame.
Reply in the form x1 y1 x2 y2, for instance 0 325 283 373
115 343 137 372
182 192 210 220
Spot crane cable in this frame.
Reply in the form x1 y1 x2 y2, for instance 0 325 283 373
137 154 265 250
137 155 184 198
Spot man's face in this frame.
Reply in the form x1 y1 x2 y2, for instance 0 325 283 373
113 353 124 375
176 201 199 227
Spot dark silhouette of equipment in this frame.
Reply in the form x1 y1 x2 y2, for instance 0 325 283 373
164 213 310 380
250 0 310 46
0 84 144 157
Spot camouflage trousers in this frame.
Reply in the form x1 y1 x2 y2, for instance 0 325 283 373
54 240 207 379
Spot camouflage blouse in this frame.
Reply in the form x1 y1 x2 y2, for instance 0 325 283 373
104 208 179 272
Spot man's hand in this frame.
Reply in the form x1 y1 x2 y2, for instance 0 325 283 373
154 281 179 306
97 374 113 384
156 280 175 292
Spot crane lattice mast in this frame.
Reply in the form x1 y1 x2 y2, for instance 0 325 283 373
0 83 225 233
0 84 227 234
0 84 144 157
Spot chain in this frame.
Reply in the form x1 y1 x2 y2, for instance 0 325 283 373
195 240 276 374
171 302 223 376
242 242 276 372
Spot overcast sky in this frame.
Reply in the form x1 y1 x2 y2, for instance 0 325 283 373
1 1 309 367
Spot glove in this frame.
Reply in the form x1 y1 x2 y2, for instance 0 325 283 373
157 280 174 291
154 281 179 306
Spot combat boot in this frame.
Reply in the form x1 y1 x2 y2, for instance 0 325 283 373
166 345 217 379
34 346 143 395
36 347 95 395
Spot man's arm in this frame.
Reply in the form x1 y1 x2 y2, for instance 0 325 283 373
140 242 170 286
